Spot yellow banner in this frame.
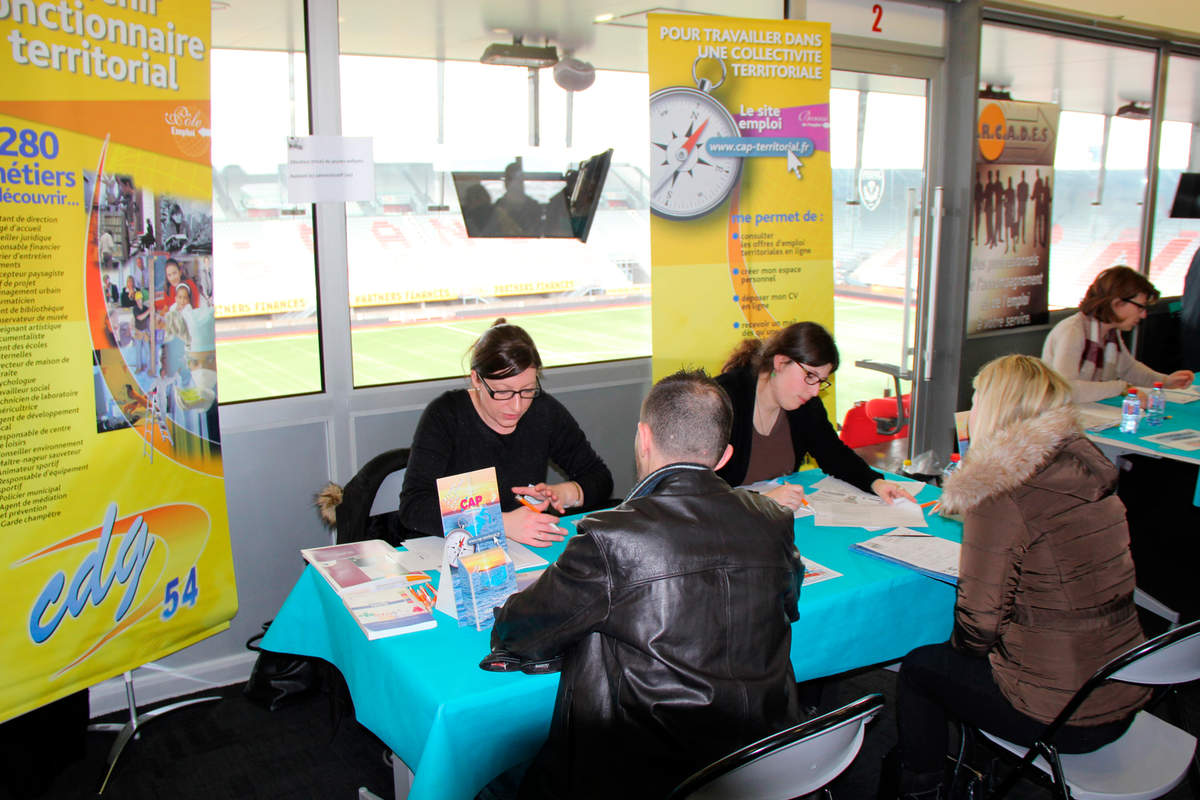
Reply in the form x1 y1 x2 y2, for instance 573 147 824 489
648 15 833 380
0 0 235 723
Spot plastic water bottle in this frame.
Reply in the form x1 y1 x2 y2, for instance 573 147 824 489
941 453 961 485
1147 382 1166 427
1120 389 1140 434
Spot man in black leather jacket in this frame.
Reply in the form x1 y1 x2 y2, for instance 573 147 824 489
491 370 803 799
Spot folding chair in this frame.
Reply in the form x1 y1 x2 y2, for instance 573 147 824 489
668 693 884 800
963 618 1200 800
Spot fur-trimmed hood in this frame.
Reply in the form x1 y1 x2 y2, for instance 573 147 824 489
940 405 1113 514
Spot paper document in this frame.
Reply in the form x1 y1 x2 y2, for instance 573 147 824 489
1142 429 1200 451
1162 389 1200 405
1076 402 1121 432
801 558 841 586
506 539 549 571
806 476 927 528
851 528 960 584
394 536 446 572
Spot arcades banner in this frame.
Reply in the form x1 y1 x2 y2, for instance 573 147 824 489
647 14 833 381
0 0 236 722
967 99 1060 334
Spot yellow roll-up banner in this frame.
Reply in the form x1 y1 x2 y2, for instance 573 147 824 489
647 14 833 380
0 0 235 723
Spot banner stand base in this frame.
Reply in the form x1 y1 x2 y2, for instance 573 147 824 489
88 670 219 794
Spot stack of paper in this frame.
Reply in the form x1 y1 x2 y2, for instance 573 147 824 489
851 528 960 585
342 573 437 640
806 476 927 529
1076 402 1122 432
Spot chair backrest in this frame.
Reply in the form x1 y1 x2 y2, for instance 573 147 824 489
369 468 407 516
669 694 884 800
1108 618 1200 686
336 448 410 544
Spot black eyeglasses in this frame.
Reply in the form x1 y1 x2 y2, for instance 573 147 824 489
796 363 833 391
1121 297 1149 311
478 375 541 401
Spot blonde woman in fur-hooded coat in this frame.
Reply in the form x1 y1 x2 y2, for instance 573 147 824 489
885 355 1149 800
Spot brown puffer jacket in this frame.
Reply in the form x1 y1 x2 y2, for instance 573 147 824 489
939 405 1150 726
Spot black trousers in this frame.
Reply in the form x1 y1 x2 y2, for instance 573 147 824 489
896 642 1132 775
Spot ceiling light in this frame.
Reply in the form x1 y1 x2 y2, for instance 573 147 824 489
978 84 1012 101
1116 101 1151 120
593 13 615 23
481 39 558 68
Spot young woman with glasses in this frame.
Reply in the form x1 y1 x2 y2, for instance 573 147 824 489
715 321 913 511
1041 265 1194 404
398 318 613 547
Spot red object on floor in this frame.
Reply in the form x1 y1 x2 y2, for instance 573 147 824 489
839 395 910 448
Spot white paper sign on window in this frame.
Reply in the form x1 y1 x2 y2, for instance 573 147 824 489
286 136 375 203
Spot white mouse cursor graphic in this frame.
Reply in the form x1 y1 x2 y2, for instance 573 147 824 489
786 149 804 179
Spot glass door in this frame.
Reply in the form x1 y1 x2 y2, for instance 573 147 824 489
829 60 937 446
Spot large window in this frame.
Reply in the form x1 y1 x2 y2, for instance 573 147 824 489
211 2 320 403
979 24 1158 310
1148 54 1200 298
339 41 651 387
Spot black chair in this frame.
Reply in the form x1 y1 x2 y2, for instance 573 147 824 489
959 618 1200 800
667 693 884 800
315 447 411 544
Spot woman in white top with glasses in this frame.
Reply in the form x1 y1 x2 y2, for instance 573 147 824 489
1042 265 1194 404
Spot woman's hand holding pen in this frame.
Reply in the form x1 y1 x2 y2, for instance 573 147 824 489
514 482 581 514
765 483 808 511
872 479 917 504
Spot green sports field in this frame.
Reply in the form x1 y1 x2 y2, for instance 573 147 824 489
215 298 910 423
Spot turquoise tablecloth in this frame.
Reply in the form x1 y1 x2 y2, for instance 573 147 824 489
262 472 958 800
1091 381 1200 504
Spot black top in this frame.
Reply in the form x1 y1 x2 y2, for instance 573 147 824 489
714 366 881 493
397 389 613 537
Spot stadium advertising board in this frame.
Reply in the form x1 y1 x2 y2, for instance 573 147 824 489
0 0 237 722
647 15 834 381
967 99 1060 334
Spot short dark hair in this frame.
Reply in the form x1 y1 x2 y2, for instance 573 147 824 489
721 321 839 375
1080 266 1159 322
640 370 732 467
469 317 542 379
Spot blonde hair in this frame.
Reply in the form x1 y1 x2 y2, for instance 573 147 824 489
969 355 1073 445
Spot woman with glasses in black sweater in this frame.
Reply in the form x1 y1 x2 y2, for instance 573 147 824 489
398 318 612 547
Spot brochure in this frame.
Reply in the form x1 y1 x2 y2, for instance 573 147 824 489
434 467 518 629
1142 429 1200 451
851 528 960 585
301 539 409 596
342 572 438 640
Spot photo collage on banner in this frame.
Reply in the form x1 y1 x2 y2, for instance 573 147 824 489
647 14 834 391
0 0 236 722
967 100 1060 334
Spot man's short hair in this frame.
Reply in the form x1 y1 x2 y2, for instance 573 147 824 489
640 369 732 467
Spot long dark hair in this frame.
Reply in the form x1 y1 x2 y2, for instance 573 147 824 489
721 322 839 375
469 318 542 379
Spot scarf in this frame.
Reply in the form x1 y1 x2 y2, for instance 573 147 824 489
1078 316 1119 381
